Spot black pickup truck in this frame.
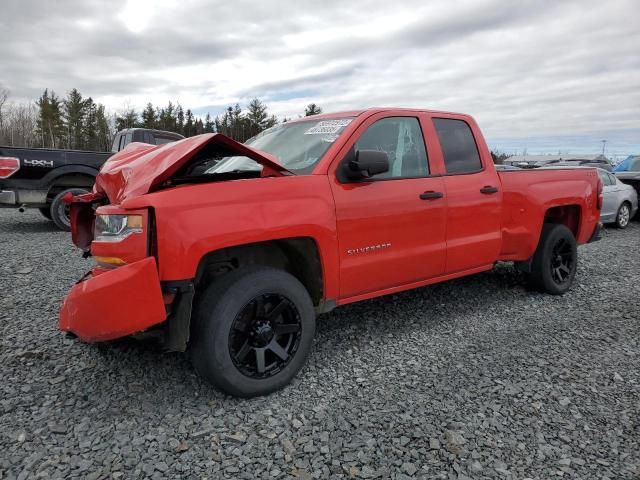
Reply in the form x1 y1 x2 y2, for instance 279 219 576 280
0 128 183 230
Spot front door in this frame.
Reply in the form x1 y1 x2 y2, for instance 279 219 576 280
330 115 447 299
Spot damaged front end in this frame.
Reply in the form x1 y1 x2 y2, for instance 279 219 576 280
61 134 287 348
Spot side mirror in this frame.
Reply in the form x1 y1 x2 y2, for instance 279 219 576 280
343 149 390 181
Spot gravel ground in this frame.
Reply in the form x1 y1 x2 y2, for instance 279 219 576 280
0 208 638 480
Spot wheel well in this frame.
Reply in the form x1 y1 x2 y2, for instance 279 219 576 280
544 205 580 237
194 238 324 306
47 174 95 201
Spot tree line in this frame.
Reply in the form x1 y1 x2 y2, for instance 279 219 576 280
0 86 323 151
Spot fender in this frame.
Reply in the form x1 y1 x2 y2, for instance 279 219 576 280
122 175 341 301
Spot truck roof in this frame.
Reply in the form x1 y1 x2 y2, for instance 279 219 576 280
116 128 184 138
287 107 469 123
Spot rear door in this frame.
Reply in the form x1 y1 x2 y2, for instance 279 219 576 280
330 113 447 299
429 116 502 274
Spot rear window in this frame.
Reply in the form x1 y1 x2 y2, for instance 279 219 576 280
433 118 482 174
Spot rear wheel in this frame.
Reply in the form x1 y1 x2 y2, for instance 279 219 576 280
39 207 52 220
527 224 577 295
189 266 316 397
50 188 88 231
615 202 631 229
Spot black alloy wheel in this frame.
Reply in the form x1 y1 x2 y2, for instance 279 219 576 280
189 266 316 397
549 237 574 286
528 223 577 295
229 294 302 378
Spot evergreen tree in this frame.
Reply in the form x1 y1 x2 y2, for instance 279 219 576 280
184 109 194 137
194 118 204 135
204 113 214 133
95 104 112 151
83 98 98 150
304 103 322 116
159 101 176 132
246 98 268 138
36 89 65 148
231 104 244 140
176 104 185 136
63 88 88 149
141 102 157 129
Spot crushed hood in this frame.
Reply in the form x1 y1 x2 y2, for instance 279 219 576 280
94 133 291 204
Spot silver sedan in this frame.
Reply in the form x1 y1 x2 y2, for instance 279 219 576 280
598 169 638 228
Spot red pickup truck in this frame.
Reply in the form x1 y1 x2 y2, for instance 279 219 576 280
61 108 603 397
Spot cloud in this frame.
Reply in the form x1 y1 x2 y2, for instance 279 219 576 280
0 0 638 152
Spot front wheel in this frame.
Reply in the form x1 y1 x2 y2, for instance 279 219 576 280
615 202 631 229
189 267 316 397
50 188 88 231
527 223 577 295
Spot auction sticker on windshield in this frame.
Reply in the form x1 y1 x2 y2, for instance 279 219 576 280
304 119 352 135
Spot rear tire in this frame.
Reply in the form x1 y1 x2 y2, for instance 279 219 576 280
615 202 631 229
527 224 577 295
189 266 316 397
50 188 88 231
39 207 52 220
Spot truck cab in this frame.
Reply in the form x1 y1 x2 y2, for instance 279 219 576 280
111 128 184 152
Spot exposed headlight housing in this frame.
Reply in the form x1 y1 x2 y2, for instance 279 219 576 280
94 214 143 242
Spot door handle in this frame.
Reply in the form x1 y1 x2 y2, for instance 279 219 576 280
419 191 444 200
480 186 499 194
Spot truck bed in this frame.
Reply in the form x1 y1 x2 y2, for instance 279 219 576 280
497 167 600 260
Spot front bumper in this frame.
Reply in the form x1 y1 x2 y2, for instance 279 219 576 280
59 257 167 342
0 190 17 205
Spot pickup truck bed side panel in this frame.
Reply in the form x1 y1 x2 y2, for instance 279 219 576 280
0 146 110 206
498 169 600 260
123 176 340 300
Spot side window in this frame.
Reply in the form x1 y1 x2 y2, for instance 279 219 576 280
598 170 612 186
607 173 617 185
433 118 482 174
155 136 173 145
124 132 133 147
354 117 429 179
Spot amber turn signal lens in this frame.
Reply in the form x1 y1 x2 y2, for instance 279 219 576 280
94 256 127 267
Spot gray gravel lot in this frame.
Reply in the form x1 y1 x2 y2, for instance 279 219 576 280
0 208 638 480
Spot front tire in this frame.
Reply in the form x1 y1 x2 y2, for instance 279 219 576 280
527 224 577 295
615 202 631 229
50 188 88 231
189 267 316 397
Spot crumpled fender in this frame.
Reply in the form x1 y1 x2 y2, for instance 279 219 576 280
94 134 291 204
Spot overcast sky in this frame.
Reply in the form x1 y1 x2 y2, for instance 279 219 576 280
1 0 638 155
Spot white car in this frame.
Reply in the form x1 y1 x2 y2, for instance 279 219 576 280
597 169 638 228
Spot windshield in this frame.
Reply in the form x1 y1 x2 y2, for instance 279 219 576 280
206 118 353 174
